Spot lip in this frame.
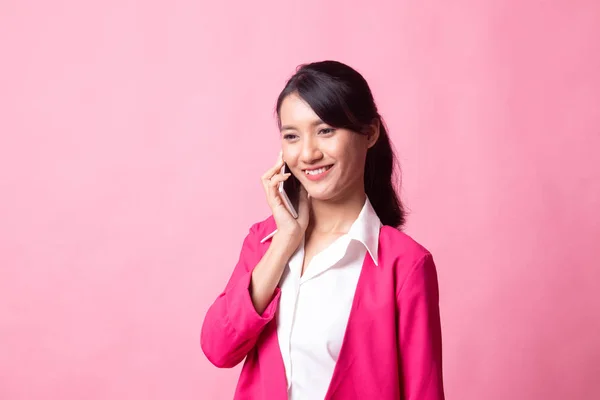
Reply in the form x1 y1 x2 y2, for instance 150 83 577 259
302 164 333 181
303 164 332 172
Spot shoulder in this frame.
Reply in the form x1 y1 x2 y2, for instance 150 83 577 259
379 226 438 297
248 215 277 240
233 216 276 263
379 225 432 262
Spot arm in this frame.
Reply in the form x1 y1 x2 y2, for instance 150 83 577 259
200 223 293 368
397 253 445 399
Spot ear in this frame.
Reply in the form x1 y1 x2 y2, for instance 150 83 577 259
366 118 381 149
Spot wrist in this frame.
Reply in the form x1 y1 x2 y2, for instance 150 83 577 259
270 232 301 258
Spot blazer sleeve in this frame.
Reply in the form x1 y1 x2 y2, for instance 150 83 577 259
200 223 281 368
397 253 445 400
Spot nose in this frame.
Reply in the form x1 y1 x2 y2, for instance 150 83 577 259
300 135 323 164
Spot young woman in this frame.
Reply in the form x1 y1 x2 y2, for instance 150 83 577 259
201 60 445 400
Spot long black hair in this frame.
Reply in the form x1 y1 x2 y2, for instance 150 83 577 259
275 60 406 228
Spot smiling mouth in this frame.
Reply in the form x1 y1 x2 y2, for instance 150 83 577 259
303 165 333 176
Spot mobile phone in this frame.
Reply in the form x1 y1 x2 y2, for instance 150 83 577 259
278 163 300 218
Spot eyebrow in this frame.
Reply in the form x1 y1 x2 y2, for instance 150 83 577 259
280 119 325 132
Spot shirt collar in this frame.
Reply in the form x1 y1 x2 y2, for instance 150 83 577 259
260 197 382 266
347 196 382 266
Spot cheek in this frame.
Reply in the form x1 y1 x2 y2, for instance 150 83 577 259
281 145 299 164
323 138 352 162
336 146 365 170
329 133 365 160
335 148 367 184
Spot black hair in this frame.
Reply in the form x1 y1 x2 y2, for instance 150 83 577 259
275 60 406 228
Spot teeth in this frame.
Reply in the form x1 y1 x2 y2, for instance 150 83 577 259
305 166 330 176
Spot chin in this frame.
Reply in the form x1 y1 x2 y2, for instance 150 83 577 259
305 187 337 201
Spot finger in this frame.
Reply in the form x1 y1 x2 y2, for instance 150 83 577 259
261 154 285 182
262 173 290 208
268 173 291 187
265 174 290 201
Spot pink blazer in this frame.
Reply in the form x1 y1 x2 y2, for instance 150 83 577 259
201 216 445 400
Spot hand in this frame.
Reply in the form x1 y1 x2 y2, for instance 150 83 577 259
260 152 310 251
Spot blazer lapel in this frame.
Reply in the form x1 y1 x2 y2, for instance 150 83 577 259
257 232 289 399
324 252 376 399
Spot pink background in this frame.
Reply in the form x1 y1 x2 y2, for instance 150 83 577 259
1 1 599 399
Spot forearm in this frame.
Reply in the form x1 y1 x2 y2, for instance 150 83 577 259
250 234 296 314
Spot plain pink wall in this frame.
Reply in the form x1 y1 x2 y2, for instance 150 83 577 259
1 1 599 399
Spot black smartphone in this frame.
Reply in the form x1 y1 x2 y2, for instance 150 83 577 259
278 163 301 218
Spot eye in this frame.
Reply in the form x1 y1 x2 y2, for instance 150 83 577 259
283 133 298 140
319 128 335 135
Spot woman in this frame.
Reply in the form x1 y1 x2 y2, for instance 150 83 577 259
201 60 445 400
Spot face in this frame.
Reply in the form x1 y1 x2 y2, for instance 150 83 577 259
279 93 379 202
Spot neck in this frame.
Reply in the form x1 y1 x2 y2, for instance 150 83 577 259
308 187 366 235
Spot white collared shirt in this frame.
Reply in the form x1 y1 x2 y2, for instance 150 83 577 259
262 197 382 400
